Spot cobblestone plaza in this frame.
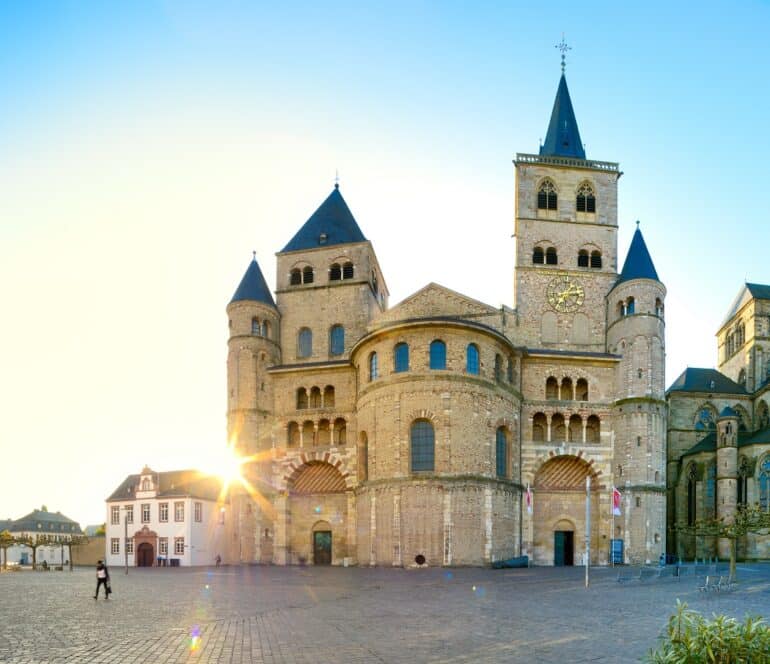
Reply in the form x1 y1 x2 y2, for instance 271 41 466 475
1 564 769 663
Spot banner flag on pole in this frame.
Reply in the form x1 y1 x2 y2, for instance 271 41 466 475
526 484 533 514
612 486 622 516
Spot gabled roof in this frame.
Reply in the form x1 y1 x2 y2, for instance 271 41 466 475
106 469 224 503
617 228 659 285
683 426 770 457
667 367 746 395
0 519 13 533
230 256 275 306
10 510 83 535
539 74 585 160
720 282 770 329
281 185 367 253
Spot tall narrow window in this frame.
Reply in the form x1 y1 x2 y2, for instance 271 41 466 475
329 263 342 281
537 179 557 210
626 297 635 315
576 183 596 213
369 352 379 381
545 247 558 265
545 376 558 400
590 251 602 268
586 415 600 443
410 419 435 472
706 464 716 517
296 388 308 409
309 386 321 408
342 262 354 279
323 386 335 408
290 269 302 285
251 317 260 335
329 325 344 356
429 340 446 370
737 458 749 507
302 266 314 284
687 465 697 525
551 414 566 442
577 250 589 267
261 320 270 338
394 343 409 372
533 247 545 264
532 413 547 442
466 344 479 374
576 378 588 401
760 457 770 511
507 358 514 384
494 354 502 382
298 328 312 358
655 299 664 317
496 427 508 478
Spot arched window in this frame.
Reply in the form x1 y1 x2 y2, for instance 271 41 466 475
586 415 600 443
537 179 557 210
577 250 589 267
411 419 435 472
342 262 354 279
369 352 379 381
251 317 260 335
695 407 716 438
760 456 770 511
317 419 331 446
329 325 345 356
466 344 479 374
287 421 300 447
532 413 546 441
706 463 716 517
738 369 746 389
545 376 559 400
758 401 769 429
296 387 308 410
576 182 596 213
302 266 314 284
298 328 312 358
494 354 502 382
686 464 697 525
323 386 335 408
507 358 514 384
590 251 602 268
334 418 347 445
533 247 545 264
290 269 302 285
545 247 558 265
329 263 342 281
394 343 409 372
303 420 315 446
655 299 664 317
429 340 446 370
261 320 270 338
568 415 582 442
626 297 635 315
309 386 321 408
576 378 588 401
737 457 749 507
496 427 508 478
551 414 566 442
560 377 573 400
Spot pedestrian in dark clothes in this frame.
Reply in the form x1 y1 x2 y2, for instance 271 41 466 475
94 560 110 599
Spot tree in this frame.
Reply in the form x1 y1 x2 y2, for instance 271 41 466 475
0 530 15 570
677 504 770 580
27 533 54 569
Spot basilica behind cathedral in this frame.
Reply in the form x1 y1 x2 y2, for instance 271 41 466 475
222 68 675 568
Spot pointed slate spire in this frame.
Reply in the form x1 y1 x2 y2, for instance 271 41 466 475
281 185 367 253
540 74 585 160
230 255 275 306
617 226 659 284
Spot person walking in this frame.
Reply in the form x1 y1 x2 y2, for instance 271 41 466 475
94 560 110 599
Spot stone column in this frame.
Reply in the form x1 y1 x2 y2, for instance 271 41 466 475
273 492 289 565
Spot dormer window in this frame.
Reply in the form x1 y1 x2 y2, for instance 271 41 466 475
537 179 557 210
141 478 151 491
319 232 328 244
576 183 596 213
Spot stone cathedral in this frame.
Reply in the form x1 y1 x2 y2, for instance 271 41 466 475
223 69 667 567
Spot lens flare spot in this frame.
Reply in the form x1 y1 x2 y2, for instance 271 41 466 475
314 506 321 514
189 625 202 652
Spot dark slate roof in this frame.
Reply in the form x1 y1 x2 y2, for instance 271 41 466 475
719 406 739 418
539 74 586 160
667 368 747 395
617 228 659 284
230 256 275 306
721 282 770 328
0 519 13 533
683 426 770 457
10 510 83 535
107 470 224 503
281 186 367 253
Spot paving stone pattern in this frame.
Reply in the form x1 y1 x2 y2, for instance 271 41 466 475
1 564 769 663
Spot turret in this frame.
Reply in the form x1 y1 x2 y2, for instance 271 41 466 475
607 225 667 564
716 406 739 558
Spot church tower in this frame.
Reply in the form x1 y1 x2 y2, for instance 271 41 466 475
513 71 621 350
607 227 667 563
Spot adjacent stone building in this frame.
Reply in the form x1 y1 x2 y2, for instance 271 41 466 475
667 283 770 561
225 70 668 567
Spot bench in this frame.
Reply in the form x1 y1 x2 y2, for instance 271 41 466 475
698 575 719 593
717 575 735 593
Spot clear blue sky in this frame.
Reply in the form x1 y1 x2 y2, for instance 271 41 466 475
1 1 769 526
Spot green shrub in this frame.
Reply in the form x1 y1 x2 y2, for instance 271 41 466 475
647 600 770 663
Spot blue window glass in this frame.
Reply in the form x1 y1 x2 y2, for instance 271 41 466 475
430 340 446 370
627 298 635 315
466 344 479 374
369 352 378 381
496 427 507 478
251 318 260 335
330 325 344 356
298 328 312 358
394 343 409 372
760 457 770 511
411 420 434 472
706 464 716 516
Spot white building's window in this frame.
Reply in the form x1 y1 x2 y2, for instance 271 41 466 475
111 506 120 525
194 502 202 522
174 537 185 555
125 505 133 524
125 539 134 554
111 538 120 555
141 504 150 523
159 538 168 555
159 502 168 522
141 478 151 491
174 502 184 522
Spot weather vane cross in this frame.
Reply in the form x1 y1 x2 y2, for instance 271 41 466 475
334 169 340 189
555 34 571 74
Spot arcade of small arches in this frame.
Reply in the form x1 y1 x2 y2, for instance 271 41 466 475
531 244 603 269
289 260 356 287
286 418 347 448
615 296 664 319
531 412 601 444
296 385 335 409
725 320 746 359
249 317 272 338
545 375 589 401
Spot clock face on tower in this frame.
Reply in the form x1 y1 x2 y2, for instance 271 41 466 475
547 275 585 313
